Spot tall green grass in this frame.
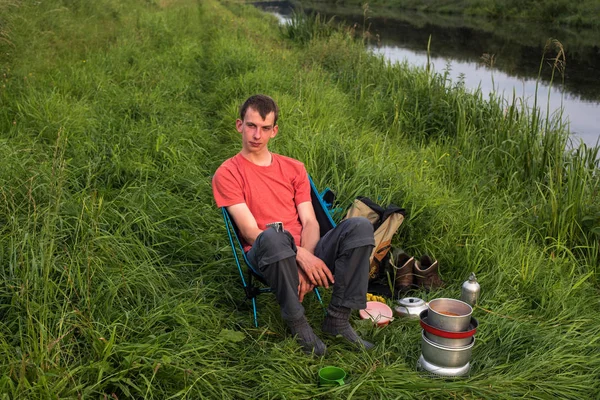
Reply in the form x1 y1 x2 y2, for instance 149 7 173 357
283 15 599 265
0 0 598 398
280 9 340 44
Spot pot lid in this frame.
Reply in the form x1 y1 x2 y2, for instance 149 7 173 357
398 297 426 308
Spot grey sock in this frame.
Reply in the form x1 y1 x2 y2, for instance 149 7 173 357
322 304 375 350
286 315 327 356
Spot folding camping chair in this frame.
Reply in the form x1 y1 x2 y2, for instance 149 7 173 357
222 175 338 327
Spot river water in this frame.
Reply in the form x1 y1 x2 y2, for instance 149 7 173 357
254 1 600 148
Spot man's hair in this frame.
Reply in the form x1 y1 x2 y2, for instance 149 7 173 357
239 94 279 124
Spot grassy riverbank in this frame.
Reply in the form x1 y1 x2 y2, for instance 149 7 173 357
294 0 600 57
1 0 599 398
306 0 600 28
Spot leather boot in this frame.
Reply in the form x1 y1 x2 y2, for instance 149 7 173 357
391 249 415 291
414 255 444 290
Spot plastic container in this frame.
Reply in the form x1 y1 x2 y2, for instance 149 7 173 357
359 301 394 326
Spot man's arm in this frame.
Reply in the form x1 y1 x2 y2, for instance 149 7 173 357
296 201 334 288
297 202 320 252
226 203 263 245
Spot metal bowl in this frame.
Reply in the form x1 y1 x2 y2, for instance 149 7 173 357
416 354 471 377
428 298 473 332
424 330 473 348
419 310 479 347
421 330 474 368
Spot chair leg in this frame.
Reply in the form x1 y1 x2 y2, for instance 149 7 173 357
251 297 259 328
246 272 258 327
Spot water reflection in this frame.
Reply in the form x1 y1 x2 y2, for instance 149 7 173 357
375 46 600 147
351 14 600 102
255 1 600 147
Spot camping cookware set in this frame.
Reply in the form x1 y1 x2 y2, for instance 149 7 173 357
357 273 481 379
416 298 478 376
391 274 481 377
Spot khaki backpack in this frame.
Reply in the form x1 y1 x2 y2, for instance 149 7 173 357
344 197 405 280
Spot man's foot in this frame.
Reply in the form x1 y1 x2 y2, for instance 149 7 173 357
322 304 375 350
286 315 327 356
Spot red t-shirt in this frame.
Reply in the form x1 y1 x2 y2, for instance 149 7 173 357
212 153 311 251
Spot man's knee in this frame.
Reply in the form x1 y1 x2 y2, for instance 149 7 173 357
256 227 296 257
249 228 297 271
342 217 374 238
260 227 294 246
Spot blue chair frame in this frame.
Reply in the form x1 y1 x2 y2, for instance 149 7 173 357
222 176 337 327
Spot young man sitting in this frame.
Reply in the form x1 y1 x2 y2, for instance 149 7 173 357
212 94 375 355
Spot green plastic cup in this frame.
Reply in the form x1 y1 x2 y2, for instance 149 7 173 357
318 366 347 386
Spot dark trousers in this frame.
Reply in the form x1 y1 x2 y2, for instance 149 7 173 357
246 217 375 321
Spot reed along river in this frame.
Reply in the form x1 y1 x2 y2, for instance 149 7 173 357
255 1 600 148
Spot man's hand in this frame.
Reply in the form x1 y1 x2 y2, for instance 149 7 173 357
296 246 334 288
298 269 315 302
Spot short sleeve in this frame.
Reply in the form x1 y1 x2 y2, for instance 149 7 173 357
293 166 311 206
212 166 245 208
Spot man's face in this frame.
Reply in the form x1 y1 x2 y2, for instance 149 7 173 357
236 107 278 155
